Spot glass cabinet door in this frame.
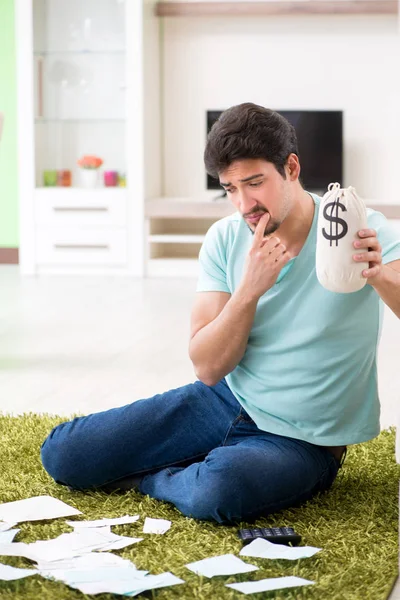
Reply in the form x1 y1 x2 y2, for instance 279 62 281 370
32 0 126 189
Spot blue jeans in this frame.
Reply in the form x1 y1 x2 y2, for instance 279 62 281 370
41 379 345 524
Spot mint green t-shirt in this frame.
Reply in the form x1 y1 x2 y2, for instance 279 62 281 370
196 194 400 446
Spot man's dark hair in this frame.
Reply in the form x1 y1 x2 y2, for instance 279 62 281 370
204 103 299 180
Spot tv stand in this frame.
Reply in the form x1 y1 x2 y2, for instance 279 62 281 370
144 197 235 277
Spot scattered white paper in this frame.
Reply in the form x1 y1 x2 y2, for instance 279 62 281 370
186 554 258 578
73 572 184 596
0 529 20 544
38 551 152 595
66 515 140 529
0 496 81 524
57 567 148 585
70 580 138 596
28 528 142 562
240 538 321 560
27 529 112 562
226 575 315 594
142 518 171 535
0 522 17 533
0 502 183 597
0 563 37 581
35 552 137 572
123 572 185 597
96 535 143 552
0 542 37 560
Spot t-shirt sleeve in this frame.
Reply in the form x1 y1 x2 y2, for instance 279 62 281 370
367 209 400 265
196 222 231 293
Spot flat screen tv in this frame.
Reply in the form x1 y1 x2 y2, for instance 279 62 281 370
206 110 343 195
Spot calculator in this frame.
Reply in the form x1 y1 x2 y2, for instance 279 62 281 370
238 527 302 546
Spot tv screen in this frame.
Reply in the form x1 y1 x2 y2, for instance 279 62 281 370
206 110 343 194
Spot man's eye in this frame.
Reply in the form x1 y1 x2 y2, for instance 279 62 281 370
249 181 262 188
225 188 235 194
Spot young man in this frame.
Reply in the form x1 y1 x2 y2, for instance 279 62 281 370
41 103 400 524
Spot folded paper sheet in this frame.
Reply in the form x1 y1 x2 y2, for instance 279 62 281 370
0 528 142 562
0 496 81 524
28 528 143 562
66 515 140 529
239 538 321 560
36 552 137 572
226 575 315 594
142 517 171 535
37 550 184 596
0 522 17 533
0 529 20 544
0 563 37 581
186 554 259 578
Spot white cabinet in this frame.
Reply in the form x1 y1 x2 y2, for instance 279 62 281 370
16 0 161 276
34 188 127 270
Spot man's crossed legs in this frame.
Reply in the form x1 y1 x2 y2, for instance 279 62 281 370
40 379 345 524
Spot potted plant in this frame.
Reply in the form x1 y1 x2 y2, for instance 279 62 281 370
77 155 103 188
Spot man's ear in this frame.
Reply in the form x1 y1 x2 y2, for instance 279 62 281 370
286 153 300 180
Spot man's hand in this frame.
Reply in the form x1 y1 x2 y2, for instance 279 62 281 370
353 228 383 285
241 213 291 300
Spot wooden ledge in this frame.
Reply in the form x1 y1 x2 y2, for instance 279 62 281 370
368 205 400 220
146 198 400 220
156 2 398 18
145 198 235 218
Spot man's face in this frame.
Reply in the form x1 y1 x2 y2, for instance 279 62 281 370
219 158 293 236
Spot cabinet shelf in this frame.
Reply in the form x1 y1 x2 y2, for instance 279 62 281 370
149 234 205 244
34 50 125 56
35 187 126 195
35 119 125 123
156 1 397 17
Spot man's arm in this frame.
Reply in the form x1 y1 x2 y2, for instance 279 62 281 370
189 213 291 386
370 260 400 319
353 229 400 318
189 289 258 387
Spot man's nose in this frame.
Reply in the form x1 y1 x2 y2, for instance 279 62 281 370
239 190 258 214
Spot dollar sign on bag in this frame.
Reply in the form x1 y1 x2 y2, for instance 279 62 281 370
322 197 348 247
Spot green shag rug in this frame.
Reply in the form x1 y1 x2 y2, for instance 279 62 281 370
0 414 398 600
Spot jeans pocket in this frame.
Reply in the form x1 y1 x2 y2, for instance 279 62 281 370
238 407 255 424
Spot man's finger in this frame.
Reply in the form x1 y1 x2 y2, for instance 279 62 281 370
358 229 376 238
253 213 270 246
354 237 380 250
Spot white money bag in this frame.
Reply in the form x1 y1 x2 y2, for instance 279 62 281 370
316 182 369 293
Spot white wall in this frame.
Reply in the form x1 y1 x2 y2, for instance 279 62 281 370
162 14 400 203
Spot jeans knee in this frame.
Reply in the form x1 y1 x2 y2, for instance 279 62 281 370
183 479 243 524
40 422 82 488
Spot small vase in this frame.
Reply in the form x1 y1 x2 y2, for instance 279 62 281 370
57 170 72 187
104 170 118 187
80 168 98 189
43 170 57 187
